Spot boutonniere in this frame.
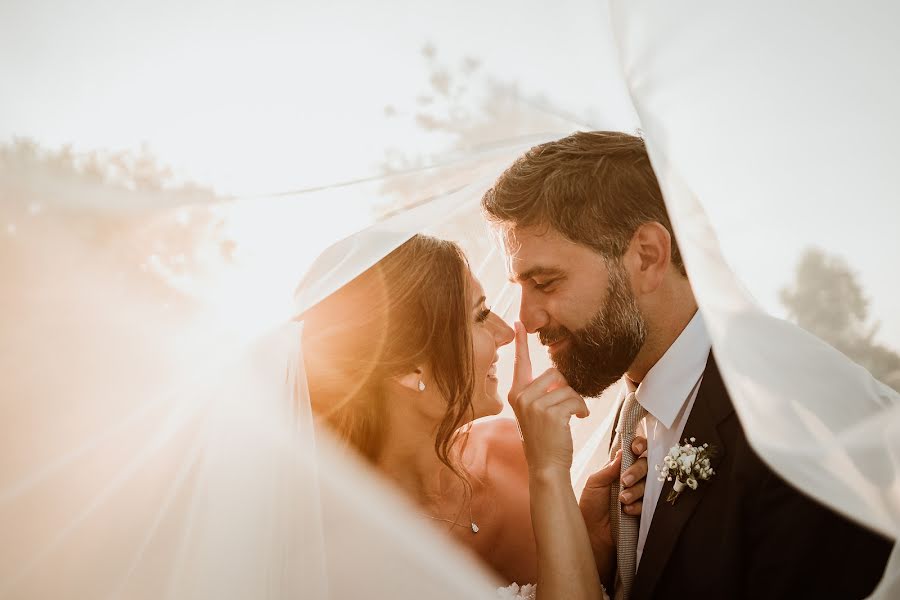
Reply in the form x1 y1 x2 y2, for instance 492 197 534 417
656 437 716 504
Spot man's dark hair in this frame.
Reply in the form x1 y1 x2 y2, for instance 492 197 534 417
481 130 686 276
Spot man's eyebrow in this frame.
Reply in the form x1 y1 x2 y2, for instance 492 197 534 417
508 266 563 283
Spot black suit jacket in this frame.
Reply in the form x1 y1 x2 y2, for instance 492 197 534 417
617 353 893 599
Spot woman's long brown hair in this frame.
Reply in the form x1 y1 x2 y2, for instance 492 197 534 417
301 234 476 496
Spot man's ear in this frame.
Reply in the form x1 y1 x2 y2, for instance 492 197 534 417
626 222 671 294
393 367 424 393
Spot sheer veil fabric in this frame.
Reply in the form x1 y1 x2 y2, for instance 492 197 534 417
609 2 899 594
2 1 898 598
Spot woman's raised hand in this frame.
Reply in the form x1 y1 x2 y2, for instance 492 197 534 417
507 322 589 478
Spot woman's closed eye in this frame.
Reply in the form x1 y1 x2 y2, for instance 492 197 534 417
475 307 492 323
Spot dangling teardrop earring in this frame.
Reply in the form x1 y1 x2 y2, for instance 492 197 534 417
414 367 426 392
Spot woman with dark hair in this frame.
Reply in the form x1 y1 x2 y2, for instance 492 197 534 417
302 233 648 594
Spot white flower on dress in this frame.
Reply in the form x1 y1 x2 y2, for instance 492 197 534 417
497 583 537 600
498 582 609 600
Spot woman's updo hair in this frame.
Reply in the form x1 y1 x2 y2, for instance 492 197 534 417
302 234 476 479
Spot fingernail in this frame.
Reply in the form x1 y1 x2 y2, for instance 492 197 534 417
622 474 634 487
620 492 632 503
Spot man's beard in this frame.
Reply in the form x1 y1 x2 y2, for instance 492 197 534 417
539 262 646 397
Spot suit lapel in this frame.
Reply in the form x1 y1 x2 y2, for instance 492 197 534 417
631 353 733 600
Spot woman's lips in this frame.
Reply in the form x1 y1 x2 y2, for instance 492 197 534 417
487 357 499 380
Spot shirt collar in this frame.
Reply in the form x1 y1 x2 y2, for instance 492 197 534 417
633 310 711 429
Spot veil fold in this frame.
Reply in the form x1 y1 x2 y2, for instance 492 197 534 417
609 0 899 594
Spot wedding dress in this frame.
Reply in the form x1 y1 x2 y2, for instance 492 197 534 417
1 0 897 598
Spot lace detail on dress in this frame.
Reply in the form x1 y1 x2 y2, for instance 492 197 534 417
497 583 536 600
498 582 609 600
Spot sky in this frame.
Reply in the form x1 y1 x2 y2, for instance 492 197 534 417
0 0 636 194
2 0 898 350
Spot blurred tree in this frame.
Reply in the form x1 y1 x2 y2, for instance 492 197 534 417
780 248 900 391
0 138 232 304
376 45 591 212
0 137 216 202
382 44 583 162
373 45 597 273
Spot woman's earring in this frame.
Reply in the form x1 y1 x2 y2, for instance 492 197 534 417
414 367 426 392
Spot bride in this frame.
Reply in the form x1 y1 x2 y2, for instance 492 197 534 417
301 233 649 595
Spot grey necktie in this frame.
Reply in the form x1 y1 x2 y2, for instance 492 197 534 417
609 391 647 600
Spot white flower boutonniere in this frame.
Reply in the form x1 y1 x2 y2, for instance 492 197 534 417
655 437 716 504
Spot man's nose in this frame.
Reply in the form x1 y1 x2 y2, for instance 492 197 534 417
519 289 549 334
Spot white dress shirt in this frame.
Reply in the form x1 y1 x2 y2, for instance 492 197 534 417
623 310 711 567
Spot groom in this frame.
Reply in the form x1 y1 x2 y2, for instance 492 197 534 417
482 131 893 599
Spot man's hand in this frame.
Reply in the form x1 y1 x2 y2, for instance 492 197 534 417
578 436 649 586
618 435 648 515
508 322 590 479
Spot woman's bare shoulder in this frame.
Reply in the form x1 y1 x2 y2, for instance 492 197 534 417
468 418 527 473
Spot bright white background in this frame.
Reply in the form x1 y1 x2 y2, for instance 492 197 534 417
2 0 897 351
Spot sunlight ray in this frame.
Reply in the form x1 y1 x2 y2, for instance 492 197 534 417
0 344 242 508
1 377 218 598
105 431 208 600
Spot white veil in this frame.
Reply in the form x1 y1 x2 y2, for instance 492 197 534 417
610 0 900 551
2 0 898 598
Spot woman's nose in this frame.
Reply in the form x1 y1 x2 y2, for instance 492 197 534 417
493 316 515 347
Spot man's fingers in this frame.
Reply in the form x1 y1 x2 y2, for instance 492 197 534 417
621 455 649 488
620 480 645 505
631 435 648 457
623 500 643 516
509 321 533 402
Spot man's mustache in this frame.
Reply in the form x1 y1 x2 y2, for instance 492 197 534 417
538 326 572 347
